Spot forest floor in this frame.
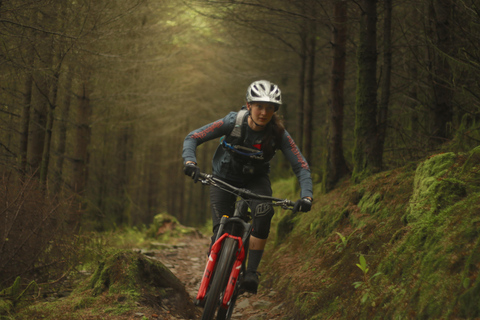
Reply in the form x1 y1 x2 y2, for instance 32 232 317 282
147 233 291 320
9 150 480 320
9 226 293 320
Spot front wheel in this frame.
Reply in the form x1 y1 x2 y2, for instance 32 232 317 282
201 237 237 320
217 238 249 319
216 271 243 320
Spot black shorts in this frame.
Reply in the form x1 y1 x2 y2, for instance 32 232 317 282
209 174 274 240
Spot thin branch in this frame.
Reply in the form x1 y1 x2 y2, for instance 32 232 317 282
198 0 315 21
0 142 17 157
0 19 78 39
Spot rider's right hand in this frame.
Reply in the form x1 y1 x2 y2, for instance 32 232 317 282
293 197 312 213
184 163 200 183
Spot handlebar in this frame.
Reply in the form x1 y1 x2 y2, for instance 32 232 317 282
197 172 295 210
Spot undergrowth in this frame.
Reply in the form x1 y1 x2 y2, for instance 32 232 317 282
263 146 480 319
2 146 480 319
1 212 198 319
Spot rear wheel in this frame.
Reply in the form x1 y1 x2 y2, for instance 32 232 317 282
201 237 237 320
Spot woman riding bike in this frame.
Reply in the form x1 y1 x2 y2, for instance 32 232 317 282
183 80 313 294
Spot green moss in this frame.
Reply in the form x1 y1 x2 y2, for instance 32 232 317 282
89 250 184 299
0 299 13 316
73 296 96 310
459 263 480 318
378 187 480 318
146 212 199 241
406 152 467 222
265 147 480 320
295 292 323 316
358 191 382 215
275 212 295 246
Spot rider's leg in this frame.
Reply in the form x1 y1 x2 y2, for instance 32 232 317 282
248 202 274 271
243 236 268 294
249 236 267 250
243 174 274 293
247 235 267 276
244 203 274 293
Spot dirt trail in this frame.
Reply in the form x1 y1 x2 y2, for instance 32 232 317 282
152 234 290 320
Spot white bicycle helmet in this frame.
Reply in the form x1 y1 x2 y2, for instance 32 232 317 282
246 80 282 109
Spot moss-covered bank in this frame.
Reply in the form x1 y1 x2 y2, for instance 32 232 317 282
264 146 480 319
6 250 197 320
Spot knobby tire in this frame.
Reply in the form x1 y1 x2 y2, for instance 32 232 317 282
201 237 238 320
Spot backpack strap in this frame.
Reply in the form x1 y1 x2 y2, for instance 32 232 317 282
222 108 265 160
230 108 249 141
222 107 278 165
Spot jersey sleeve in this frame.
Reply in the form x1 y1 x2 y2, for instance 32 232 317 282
279 130 314 199
182 112 236 165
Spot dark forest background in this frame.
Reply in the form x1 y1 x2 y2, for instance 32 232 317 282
1 0 479 288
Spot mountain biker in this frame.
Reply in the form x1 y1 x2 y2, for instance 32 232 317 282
182 80 313 294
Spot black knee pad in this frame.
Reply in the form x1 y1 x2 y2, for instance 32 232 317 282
251 203 274 239
255 203 273 217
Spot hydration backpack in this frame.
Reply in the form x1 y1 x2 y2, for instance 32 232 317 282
221 106 279 163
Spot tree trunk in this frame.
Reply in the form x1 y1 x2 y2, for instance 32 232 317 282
352 0 379 181
166 134 184 223
20 43 35 176
303 14 316 165
375 0 392 168
147 144 160 221
324 0 349 192
95 123 110 227
429 0 454 146
27 12 54 176
72 80 92 195
296 26 307 150
39 68 60 184
28 86 48 176
115 124 133 226
53 65 73 195
40 0 68 185
175 133 185 224
409 8 420 148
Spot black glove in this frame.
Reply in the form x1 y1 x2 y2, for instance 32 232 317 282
184 163 200 183
293 198 312 213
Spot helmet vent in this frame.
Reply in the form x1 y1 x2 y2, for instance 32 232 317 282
246 80 282 105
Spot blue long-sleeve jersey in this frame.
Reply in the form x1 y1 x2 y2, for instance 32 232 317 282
182 111 313 199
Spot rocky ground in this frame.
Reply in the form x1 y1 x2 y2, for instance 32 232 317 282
151 234 290 320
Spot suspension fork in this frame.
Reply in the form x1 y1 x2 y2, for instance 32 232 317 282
196 215 251 304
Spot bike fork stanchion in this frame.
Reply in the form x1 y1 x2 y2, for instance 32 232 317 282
196 233 229 304
201 237 238 320
222 237 245 308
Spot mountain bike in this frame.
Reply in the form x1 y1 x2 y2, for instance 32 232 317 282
192 172 295 320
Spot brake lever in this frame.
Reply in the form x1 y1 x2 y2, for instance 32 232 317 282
200 176 214 186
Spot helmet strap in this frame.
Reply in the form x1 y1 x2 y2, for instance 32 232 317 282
249 114 266 128
247 103 268 128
